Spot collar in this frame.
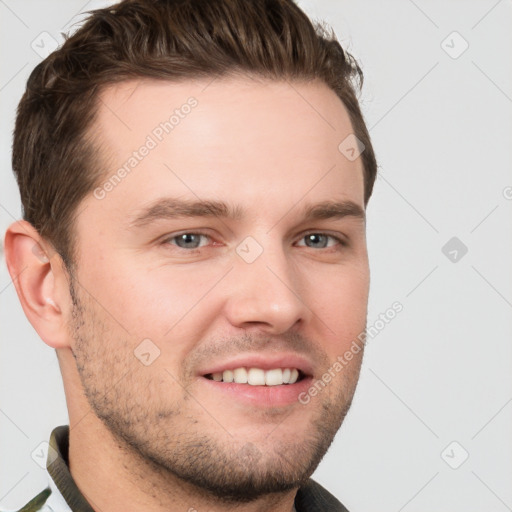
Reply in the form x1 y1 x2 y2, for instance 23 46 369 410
47 426 94 512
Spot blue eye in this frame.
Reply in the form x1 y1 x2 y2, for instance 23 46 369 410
297 234 341 249
170 233 209 249
164 232 344 252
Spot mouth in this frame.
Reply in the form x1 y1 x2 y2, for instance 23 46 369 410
198 355 314 407
204 367 305 386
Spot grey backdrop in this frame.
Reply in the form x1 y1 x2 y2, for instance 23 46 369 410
1 1 511 511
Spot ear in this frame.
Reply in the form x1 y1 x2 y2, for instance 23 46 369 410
4 220 72 349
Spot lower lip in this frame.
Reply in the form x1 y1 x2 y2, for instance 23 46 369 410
200 376 314 407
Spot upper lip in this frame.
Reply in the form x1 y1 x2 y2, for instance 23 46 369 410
198 353 314 377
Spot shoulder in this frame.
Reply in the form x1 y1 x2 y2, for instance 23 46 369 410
1 488 52 512
295 479 350 512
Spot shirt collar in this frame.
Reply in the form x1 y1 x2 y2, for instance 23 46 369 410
47 426 95 512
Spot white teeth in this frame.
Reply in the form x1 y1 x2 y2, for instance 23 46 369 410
222 369 234 383
233 367 248 384
248 368 265 386
265 368 283 386
209 367 301 386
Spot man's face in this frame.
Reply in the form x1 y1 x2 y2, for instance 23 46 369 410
69 76 369 500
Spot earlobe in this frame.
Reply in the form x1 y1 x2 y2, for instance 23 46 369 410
4 220 71 349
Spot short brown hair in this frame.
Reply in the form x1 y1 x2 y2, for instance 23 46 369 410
12 0 377 268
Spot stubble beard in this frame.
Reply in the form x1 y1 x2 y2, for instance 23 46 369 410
68 278 362 504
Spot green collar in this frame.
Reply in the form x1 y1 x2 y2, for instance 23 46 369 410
48 426 95 512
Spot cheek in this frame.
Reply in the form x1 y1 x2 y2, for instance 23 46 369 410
308 264 369 353
87 258 224 345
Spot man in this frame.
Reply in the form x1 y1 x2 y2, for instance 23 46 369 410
4 0 377 510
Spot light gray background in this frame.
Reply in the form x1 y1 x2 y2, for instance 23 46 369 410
1 1 511 511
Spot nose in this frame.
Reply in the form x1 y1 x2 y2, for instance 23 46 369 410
222 243 310 334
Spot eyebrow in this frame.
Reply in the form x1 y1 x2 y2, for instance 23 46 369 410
301 200 365 222
130 199 244 227
129 197 365 228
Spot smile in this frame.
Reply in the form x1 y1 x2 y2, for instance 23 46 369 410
204 367 302 386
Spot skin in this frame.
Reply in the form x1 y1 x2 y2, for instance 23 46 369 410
5 75 370 512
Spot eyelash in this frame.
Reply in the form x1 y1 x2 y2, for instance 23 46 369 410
163 231 347 251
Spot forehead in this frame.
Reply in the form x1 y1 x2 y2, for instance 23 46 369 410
85 76 364 225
